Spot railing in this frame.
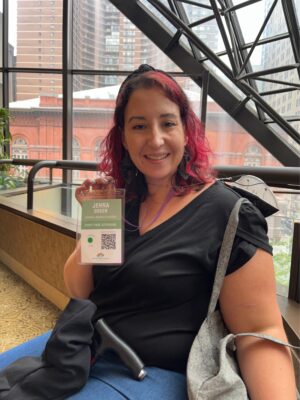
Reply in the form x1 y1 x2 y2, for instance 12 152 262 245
215 165 300 189
1 158 299 204
289 222 300 303
26 160 98 209
0 159 98 208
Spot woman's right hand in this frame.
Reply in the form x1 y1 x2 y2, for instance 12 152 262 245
75 176 115 204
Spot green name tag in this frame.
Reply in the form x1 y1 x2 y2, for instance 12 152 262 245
81 198 123 265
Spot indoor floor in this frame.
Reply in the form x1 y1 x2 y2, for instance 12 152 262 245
0 262 59 353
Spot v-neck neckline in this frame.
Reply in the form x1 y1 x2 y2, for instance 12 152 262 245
126 181 218 240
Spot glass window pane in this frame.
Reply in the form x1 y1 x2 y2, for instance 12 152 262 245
9 73 63 170
72 76 115 182
260 36 300 131
13 71 62 101
8 1 16 71
72 74 281 172
10 0 62 68
139 0 177 35
206 99 282 167
73 0 180 80
268 189 300 297
233 1 266 44
204 59 246 100
295 0 300 21
232 0 289 42
261 38 297 74
181 2 220 52
261 0 289 39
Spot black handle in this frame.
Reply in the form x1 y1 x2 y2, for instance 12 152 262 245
94 318 147 380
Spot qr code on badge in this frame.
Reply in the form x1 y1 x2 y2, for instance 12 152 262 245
101 233 116 250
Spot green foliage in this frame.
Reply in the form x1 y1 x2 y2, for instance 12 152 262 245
271 237 292 287
0 167 27 190
0 107 12 172
0 171 17 189
0 108 26 191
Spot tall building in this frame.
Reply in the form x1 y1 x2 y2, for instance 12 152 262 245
16 0 173 96
78 0 178 88
16 0 63 100
72 0 104 91
261 0 300 134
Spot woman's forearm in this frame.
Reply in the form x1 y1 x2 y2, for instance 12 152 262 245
63 243 94 299
237 329 297 400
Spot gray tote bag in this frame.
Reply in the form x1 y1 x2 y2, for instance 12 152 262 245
187 198 300 400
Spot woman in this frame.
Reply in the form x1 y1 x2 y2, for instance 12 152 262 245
64 65 297 399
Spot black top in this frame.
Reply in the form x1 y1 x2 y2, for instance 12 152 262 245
89 181 272 372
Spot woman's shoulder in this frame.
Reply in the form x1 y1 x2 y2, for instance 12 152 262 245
201 180 242 213
201 181 273 259
209 180 241 200
198 180 271 227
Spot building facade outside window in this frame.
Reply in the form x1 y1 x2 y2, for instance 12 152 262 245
11 137 29 177
244 144 263 167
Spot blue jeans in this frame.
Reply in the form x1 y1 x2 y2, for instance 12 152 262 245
0 332 188 399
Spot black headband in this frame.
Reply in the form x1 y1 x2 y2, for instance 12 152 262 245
120 64 156 90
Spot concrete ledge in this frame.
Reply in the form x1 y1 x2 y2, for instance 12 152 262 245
0 250 69 310
0 207 74 310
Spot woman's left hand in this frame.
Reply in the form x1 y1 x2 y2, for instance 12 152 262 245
75 176 115 204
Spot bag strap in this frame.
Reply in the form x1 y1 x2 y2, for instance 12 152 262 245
234 332 300 349
207 197 300 351
208 197 248 316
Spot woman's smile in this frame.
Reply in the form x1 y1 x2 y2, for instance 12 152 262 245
144 153 170 162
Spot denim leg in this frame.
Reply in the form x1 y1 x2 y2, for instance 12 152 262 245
69 353 188 400
0 334 188 400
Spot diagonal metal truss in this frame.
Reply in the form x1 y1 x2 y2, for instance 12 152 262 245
109 0 300 166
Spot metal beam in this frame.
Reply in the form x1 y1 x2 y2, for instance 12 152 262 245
62 0 73 184
3 0 10 156
239 64 300 79
109 0 299 165
226 0 263 12
236 0 278 76
2 0 9 107
200 70 209 128
223 0 265 122
289 222 300 303
168 0 202 61
210 0 239 75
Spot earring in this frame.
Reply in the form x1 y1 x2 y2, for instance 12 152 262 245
177 148 190 180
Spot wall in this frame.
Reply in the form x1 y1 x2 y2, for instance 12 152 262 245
0 207 74 310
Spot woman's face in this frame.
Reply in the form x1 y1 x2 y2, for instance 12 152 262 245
123 87 186 187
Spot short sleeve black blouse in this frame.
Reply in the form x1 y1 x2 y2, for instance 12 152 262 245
90 181 272 372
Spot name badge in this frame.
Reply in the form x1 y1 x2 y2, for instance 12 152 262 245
80 190 124 265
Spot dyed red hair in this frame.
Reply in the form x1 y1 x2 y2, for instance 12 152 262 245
99 69 214 200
